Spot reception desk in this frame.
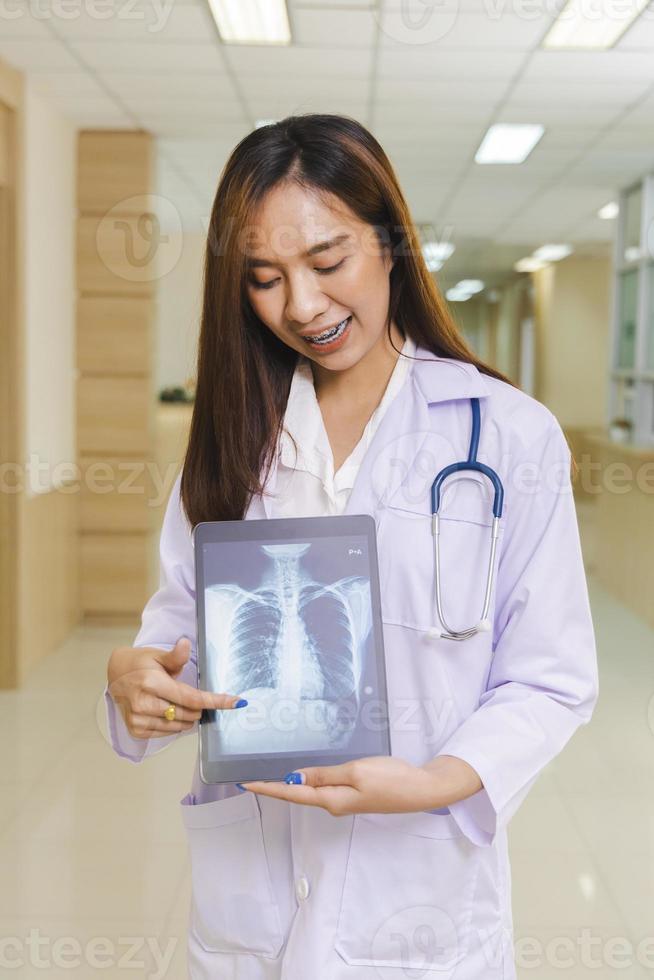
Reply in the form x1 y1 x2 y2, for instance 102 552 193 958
570 430 654 630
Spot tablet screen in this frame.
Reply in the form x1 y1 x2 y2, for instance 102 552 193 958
194 516 390 782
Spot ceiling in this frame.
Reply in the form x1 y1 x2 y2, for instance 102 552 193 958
2 0 653 285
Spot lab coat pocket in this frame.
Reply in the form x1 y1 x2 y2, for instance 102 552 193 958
376 486 505 635
334 810 480 971
180 791 285 957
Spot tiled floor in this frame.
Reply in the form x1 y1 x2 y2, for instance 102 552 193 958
1 500 652 978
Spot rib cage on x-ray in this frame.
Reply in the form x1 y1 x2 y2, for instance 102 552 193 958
204 543 372 752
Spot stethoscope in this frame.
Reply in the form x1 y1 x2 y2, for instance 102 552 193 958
427 397 504 642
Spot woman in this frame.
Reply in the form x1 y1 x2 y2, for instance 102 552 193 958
106 114 598 979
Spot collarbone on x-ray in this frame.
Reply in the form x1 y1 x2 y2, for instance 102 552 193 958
204 543 372 752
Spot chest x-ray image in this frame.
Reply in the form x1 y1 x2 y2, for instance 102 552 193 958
203 537 374 757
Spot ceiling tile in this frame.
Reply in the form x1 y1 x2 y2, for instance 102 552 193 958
372 122 485 149
98 71 230 98
224 44 373 76
378 9 555 49
244 94 369 119
140 113 251 138
507 79 652 107
374 99 497 126
68 39 225 72
50 99 134 127
289 7 377 45
237 73 368 100
0 39 80 70
619 93 654 126
533 126 606 147
375 77 508 102
596 125 654 151
522 50 654 84
499 101 622 126
127 99 246 122
29 71 107 98
377 47 526 79
290 0 374 6
615 5 654 49
49 1 216 41
566 218 615 244
0 2 53 37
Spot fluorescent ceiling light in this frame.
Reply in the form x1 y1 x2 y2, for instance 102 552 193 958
422 241 455 270
542 0 649 50
598 201 619 220
456 279 484 294
514 257 547 273
475 124 544 164
446 287 472 302
207 0 291 44
625 246 642 262
532 244 573 262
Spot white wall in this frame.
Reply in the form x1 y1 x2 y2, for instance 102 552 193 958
22 81 76 495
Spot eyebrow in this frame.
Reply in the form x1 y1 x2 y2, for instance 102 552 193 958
246 233 353 269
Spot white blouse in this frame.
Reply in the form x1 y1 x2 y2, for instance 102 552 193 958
273 334 417 518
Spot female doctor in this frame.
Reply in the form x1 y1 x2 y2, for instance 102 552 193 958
105 114 598 980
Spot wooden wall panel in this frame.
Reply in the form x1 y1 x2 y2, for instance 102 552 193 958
77 131 152 215
77 296 152 375
564 425 606 500
78 376 152 455
77 215 156 297
79 456 157 533
589 435 654 629
20 487 79 682
0 102 10 186
77 131 155 621
80 533 150 616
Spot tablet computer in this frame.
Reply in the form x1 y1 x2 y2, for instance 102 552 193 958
193 514 391 784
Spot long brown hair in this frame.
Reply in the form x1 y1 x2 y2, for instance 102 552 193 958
181 113 515 527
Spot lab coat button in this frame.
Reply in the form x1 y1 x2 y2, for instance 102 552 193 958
295 875 310 901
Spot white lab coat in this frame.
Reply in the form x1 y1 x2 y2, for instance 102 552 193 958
105 347 598 979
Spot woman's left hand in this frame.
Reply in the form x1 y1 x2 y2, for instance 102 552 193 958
237 756 450 817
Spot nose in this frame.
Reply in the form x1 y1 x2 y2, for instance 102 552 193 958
284 270 329 326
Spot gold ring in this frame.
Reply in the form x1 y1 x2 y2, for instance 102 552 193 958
163 703 176 722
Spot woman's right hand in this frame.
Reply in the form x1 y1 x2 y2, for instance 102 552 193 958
107 636 245 739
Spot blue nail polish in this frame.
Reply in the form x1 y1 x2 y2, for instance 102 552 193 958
236 783 247 792
235 699 248 708
284 772 303 785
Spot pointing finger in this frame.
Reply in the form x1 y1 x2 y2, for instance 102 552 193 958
155 674 247 712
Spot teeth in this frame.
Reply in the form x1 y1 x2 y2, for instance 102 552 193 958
306 317 349 344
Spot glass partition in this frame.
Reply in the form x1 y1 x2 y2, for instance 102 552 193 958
610 175 654 444
647 263 654 372
623 185 642 263
617 269 638 370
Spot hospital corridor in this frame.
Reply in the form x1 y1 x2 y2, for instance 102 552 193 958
1 1 654 977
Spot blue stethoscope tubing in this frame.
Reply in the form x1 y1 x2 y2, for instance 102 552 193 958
429 398 504 642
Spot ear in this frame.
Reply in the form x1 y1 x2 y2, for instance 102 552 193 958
383 243 396 274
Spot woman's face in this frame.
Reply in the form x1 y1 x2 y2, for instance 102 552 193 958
244 183 402 371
